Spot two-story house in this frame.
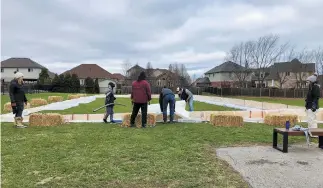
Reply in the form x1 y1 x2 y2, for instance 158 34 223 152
264 59 315 88
0 58 55 84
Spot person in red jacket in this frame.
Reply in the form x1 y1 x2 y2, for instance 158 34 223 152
130 71 151 128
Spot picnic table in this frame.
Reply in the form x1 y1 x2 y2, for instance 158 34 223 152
273 128 323 153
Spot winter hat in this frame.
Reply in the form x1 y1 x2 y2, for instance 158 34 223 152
108 82 115 89
306 74 317 83
14 71 24 79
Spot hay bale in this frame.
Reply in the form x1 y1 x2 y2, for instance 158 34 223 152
29 113 65 126
48 96 64 103
264 115 298 127
156 114 181 122
210 114 243 127
30 98 48 107
3 102 31 113
77 94 87 97
67 94 80 100
121 113 156 128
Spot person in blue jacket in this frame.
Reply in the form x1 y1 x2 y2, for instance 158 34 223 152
159 86 176 123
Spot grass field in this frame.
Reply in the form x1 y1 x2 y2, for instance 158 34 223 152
40 98 237 114
2 122 317 188
231 96 321 107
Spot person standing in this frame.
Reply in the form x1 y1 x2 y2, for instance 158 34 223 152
159 86 176 123
103 82 116 124
305 74 320 136
9 71 28 128
130 72 151 128
179 88 194 111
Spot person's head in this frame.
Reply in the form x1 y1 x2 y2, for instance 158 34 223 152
107 82 115 92
14 71 24 85
137 71 146 81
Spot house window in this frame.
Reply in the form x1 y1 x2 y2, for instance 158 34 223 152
260 73 264 78
28 68 33 72
1 68 3 72
16 68 19 72
286 72 290 76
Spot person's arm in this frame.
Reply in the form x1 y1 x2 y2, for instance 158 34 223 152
312 85 320 110
159 92 163 112
130 82 134 102
146 81 152 101
9 82 16 104
186 89 193 101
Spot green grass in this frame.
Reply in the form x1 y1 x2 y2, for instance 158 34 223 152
2 122 318 188
230 96 322 107
41 98 237 114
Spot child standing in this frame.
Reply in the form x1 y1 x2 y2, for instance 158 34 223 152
103 82 116 123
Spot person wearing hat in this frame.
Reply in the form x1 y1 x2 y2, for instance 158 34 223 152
103 82 116 123
9 71 28 128
305 73 320 134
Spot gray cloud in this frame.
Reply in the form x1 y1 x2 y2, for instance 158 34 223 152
1 0 323 77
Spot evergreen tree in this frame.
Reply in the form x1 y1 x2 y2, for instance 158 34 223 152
51 74 60 92
58 74 65 92
38 68 51 85
64 73 72 93
94 78 100 93
71 74 80 93
85 77 94 93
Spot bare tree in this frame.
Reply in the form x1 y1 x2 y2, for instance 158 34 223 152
293 48 315 88
225 41 253 88
145 62 154 77
122 60 132 77
314 47 323 84
250 34 289 88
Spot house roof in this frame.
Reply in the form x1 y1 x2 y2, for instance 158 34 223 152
112 73 125 80
265 59 315 80
205 61 245 74
62 64 113 79
1 57 56 79
196 77 210 84
127 64 145 72
1 57 46 69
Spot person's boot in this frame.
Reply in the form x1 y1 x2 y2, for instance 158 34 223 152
15 117 27 128
103 113 108 123
142 124 146 128
13 117 17 127
163 114 167 124
110 114 116 123
169 114 175 123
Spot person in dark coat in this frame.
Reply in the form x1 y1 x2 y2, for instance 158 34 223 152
9 71 28 128
159 86 176 123
305 74 320 133
130 71 152 128
103 82 116 123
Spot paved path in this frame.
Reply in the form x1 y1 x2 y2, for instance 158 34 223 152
216 145 323 188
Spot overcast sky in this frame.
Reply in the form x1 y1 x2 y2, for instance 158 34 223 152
1 0 323 78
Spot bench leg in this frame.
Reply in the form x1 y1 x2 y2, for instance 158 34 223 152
283 132 288 153
273 129 278 148
319 136 323 149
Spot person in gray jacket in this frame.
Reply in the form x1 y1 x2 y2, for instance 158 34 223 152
159 86 176 123
179 88 194 111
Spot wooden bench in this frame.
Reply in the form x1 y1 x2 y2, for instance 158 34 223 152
273 128 323 153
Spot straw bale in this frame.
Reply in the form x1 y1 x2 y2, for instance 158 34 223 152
3 102 31 113
210 114 243 127
121 113 156 128
29 113 65 126
30 98 48 107
156 114 181 122
67 94 80 100
264 115 298 127
48 96 64 103
77 94 87 97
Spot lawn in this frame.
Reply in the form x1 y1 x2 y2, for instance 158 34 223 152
1 122 316 188
230 96 320 107
41 98 237 114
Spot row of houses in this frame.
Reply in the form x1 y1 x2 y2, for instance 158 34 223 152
0 57 317 91
192 59 315 89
